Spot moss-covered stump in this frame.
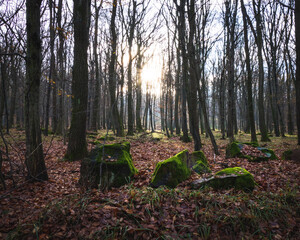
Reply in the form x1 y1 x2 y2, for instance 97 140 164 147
190 151 211 174
191 167 255 192
79 142 137 189
282 149 300 162
226 142 277 162
150 150 191 188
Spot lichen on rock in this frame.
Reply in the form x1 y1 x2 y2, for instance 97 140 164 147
80 142 137 189
150 150 191 188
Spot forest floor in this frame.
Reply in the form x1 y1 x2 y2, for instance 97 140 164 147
0 129 299 240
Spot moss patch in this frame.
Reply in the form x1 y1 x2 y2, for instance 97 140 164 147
226 142 243 158
80 142 137 189
98 135 116 141
243 141 259 147
190 151 211 174
150 150 191 188
191 167 256 192
213 167 255 191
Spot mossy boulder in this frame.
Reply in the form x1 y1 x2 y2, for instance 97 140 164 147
226 142 277 162
252 147 277 161
150 150 191 188
282 150 293 160
191 167 255 192
79 142 137 189
282 149 300 162
190 151 211 174
226 142 243 158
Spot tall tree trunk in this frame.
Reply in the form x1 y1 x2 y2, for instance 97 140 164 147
159 91 164 131
187 0 202 150
91 0 101 131
254 0 270 141
65 0 91 161
225 0 238 143
219 68 226 139
295 0 300 145
126 1 137 136
9 56 17 128
25 0 48 180
241 0 257 142
109 0 124 136
56 0 65 136
135 43 143 132
175 0 190 143
175 46 181 135
50 0 57 134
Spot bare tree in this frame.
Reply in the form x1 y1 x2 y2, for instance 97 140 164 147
65 0 91 161
25 0 48 180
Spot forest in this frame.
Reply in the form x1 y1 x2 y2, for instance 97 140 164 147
0 0 299 239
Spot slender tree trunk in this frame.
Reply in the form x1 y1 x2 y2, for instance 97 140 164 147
254 0 270 141
175 46 180 135
91 0 101 131
225 0 237 143
135 45 143 132
65 0 91 161
56 0 64 135
160 91 164 131
219 68 226 139
241 0 257 142
175 0 190 143
25 0 48 180
109 0 124 136
295 0 300 144
8 56 17 128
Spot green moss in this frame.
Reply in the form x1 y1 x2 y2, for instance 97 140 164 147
150 150 191 188
226 142 277 162
211 167 256 192
257 147 277 160
80 142 137 189
190 151 208 166
243 142 259 148
98 135 115 141
190 151 211 174
226 142 243 158
192 161 211 174
282 150 293 160
151 132 164 141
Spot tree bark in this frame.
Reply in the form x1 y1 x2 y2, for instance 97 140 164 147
25 0 48 180
296 0 300 145
91 0 101 131
175 0 190 143
241 0 257 142
253 0 270 141
109 0 124 137
65 0 91 161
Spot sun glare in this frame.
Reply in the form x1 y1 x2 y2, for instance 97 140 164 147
141 55 162 97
